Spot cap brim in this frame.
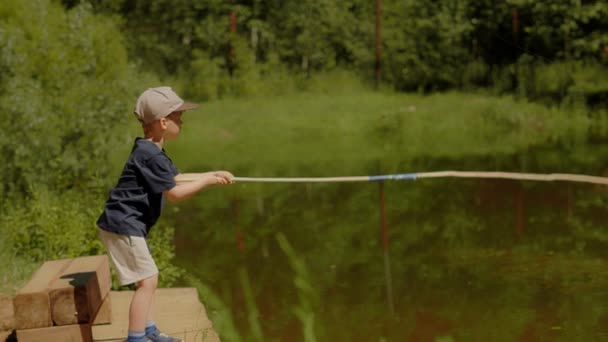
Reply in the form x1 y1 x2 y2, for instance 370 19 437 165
177 102 199 111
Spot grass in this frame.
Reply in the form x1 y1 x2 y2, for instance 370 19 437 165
161 90 591 177
0 229 38 296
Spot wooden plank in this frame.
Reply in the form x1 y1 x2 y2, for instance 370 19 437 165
13 259 72 329
49 255 111 326
92 288 219 342
91 293 112 325
17 324 92 342
0 294 14 331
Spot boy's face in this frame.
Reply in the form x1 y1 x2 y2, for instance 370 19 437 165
163 111 183 140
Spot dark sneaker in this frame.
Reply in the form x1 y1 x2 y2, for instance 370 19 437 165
146 328 182 342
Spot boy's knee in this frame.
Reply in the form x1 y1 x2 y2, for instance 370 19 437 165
137 274 158 290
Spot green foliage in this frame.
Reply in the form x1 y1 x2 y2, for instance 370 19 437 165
2 187 104 262
0 0 139 194
184 50 226 101
0 0 181 293
513 58 608 106
84 0 608 106
382 0 473 91
0 228 39 295
1 185 183 288
147 221 185 288
0 189 183 291
462 60 491 89
517 0 608 59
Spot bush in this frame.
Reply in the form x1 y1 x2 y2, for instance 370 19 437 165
510 58 608 107
2 186 184 288
567 61 608 108
462 60 490 89
2 187 104 263
0 0 139 195
147 220 185 287
183 50 226 101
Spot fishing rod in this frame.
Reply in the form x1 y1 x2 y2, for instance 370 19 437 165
178 171 608 186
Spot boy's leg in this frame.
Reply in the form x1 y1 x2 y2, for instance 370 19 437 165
145 295 157 335
97 230 166 341
146 294 156 324
129 274 158 331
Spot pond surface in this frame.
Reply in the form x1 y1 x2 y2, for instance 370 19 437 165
168 94 608 341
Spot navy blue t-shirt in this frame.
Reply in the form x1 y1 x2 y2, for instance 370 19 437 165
97 138 179 237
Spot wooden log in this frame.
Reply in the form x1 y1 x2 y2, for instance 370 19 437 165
13 259 72 329
48 255 111 326
0 330 14 342
17 323 92 342
0 293 14 331
91 293 111 325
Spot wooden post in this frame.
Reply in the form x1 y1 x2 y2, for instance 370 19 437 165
512 7 519 45
230 10 237 34
13 259 72 329
375 0 382 88
229 10 237 76
48 255 111 325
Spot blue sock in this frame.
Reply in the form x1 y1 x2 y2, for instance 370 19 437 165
127 330 146 342
145 321 157 335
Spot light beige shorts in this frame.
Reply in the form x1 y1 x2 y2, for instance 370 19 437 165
98 229 159 286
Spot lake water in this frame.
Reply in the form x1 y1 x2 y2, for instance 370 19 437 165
170 102 608 341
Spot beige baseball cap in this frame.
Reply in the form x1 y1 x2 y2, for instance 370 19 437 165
134 86 199 124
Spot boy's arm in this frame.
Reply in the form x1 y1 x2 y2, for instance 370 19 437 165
165 171 234 202
175 172 214 184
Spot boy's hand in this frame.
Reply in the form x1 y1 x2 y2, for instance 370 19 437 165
212 171 235 185
168 171 235 202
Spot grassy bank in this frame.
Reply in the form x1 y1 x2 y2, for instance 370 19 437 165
165 91 594 176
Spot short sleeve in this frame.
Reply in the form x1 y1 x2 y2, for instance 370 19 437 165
140 154 179 193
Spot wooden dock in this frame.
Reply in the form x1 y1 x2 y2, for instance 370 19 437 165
92 288 219 342
2 256 219 342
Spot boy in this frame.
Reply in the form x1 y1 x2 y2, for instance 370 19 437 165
97 87 234 342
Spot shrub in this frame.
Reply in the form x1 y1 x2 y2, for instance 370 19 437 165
2 187 104 263
0 0 139 195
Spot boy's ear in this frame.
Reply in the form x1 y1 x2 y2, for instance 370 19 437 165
160 117 169 130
